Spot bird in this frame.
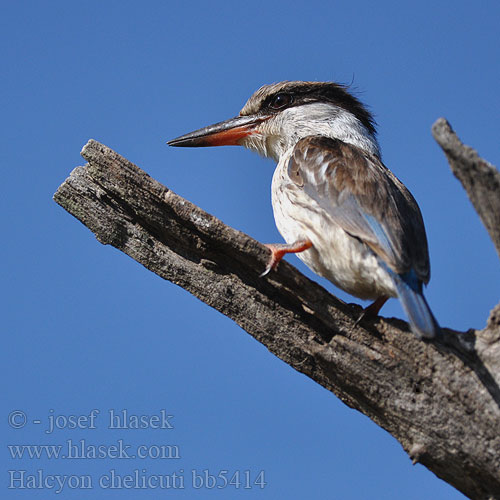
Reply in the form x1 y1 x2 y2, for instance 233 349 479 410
168 81 440 339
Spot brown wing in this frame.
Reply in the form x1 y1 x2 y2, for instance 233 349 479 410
288 136 430 282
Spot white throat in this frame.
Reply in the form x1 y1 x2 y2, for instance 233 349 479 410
241 102 380 161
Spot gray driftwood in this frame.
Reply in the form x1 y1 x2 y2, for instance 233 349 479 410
54 119 500 499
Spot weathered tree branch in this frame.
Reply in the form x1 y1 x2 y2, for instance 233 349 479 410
432 118 500 259
53 124 500 499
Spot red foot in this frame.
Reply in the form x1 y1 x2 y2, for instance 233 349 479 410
260 239 313 277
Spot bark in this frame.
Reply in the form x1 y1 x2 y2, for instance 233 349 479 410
53 125 500 499
432 118 500 259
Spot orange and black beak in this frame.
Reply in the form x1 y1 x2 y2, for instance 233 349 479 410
167 114 269 148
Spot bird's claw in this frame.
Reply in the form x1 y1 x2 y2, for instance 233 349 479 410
260 244 281 277
259 240 312 278
353 310 366 328
259 266 272 278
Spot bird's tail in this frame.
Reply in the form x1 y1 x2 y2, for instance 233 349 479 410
393 271 440 339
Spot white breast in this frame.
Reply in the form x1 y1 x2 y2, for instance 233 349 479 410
270 152 397 301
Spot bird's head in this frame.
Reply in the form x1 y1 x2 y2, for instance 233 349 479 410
168 81 380 161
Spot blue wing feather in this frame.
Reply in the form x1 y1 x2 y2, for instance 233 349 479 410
386 266 439 339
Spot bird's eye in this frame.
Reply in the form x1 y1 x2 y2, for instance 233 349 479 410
269 93 292 110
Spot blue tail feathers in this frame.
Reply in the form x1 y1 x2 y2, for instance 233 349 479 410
392 270 440 339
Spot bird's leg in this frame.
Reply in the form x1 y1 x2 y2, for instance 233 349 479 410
364 296 389 316
260 239 313 277
354 296 389 327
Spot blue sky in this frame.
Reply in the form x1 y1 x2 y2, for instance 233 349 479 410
2 1 499 498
